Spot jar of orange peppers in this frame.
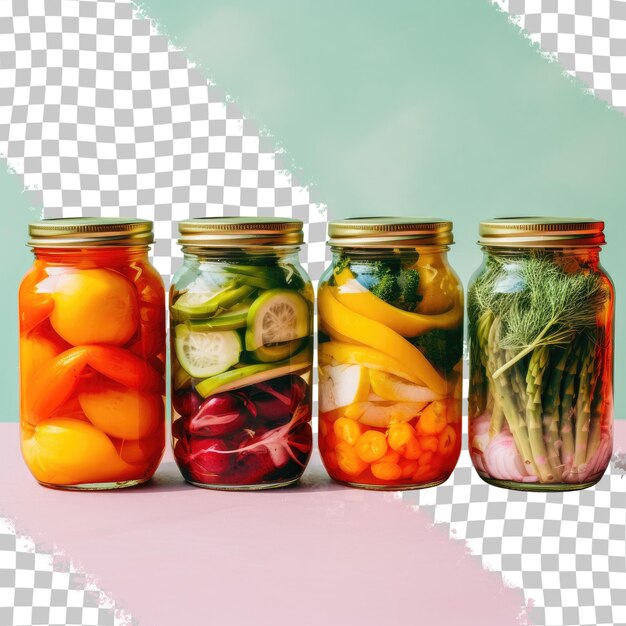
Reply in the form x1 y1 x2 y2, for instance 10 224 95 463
318 218 463 489
19 218 166 489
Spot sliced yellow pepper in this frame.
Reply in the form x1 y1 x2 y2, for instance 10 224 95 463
318 341 422 384
318 321 361 345
332 267 462 337
318 286 448 395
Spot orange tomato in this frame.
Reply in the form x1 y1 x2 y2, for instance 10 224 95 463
438 425 458 456
112 426 165 466
49 268 139 346
335 441 368 476
19 321 69 386
387 422 414 451
417 400 448 435
399 459 420 478
371 462 402 481
78 375 164 440
402 436 423 460
21 417 138 486
333 417 363 445
412 465 443 484
419 435 439 453
24 347 89 425
418 451 434 466
19 262 54 334
355 430 388 463
377 448 401 464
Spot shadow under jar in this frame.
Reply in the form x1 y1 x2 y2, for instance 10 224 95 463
170 218 313 490
19 218 166 490
318 218 464 490
468 218 614 491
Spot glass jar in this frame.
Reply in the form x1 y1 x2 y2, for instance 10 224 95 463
19 218 166 490
170 218 313 490
468 217 614 491
318 218 463 489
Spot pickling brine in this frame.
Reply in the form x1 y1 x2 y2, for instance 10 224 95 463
468 218 614 491
19 219 166 489
170 218 313 490
318 218 463 489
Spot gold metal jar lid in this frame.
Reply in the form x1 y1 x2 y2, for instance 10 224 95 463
28 217 154 247
479 217 606 247
178 217 304 248
328 217 453 247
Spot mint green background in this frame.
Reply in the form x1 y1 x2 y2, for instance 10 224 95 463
3 1 625 419
3 166 41 422
142 0 626 418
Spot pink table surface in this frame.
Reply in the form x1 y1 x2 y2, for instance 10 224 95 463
2 422 625 626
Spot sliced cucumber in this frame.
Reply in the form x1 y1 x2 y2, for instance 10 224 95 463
223 268 281 290
174 325 242 378
250 338 305 363
196 361 308 398
185 301 251 331
245 289 310 351
196 338 312 396
171 284 254 321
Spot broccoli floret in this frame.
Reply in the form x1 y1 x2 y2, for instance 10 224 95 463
410 327 464 372
396 268 422 312
371 271 400 302
370 262 400 302
338 258 422 312
370 264 422 312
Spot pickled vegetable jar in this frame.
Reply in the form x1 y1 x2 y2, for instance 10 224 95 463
468 218 614 491
318 218 463 489
171 218 313 489
19 218 166 489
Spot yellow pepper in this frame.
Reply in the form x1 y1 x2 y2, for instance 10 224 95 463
318 286 448 395
332 267 462 337
318 341 423 384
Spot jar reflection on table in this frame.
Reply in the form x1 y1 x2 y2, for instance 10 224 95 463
317 218 463 490
19 218 166 490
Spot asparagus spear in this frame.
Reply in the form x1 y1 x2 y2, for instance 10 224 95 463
469 309 492 419
560 338 582 476
541 344 571 480
573 337 595 473
487 317 538 477
525 344 556 483
586 330 606 464
475 309 505 437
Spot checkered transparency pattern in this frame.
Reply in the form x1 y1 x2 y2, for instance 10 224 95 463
405 441 626 626
0 0 328 284
493 0 626 113
0 0 626 625
0 520 131 626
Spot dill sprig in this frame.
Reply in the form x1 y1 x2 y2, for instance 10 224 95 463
468 250 610 485
471 255 606 379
